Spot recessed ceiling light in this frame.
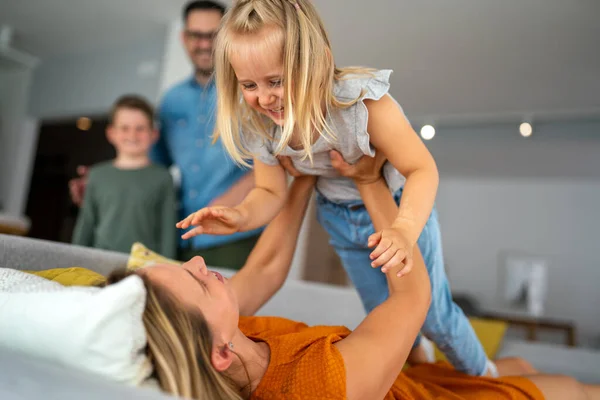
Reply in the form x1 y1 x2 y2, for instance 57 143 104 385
519 122 533 137
420 125 435 140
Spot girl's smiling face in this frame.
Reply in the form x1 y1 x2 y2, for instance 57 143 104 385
229 26 286 125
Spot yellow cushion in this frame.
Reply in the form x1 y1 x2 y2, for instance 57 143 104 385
24 267 106 287
434 317 508 361
127 242 182 271
23 243 183 286
400 317 507 371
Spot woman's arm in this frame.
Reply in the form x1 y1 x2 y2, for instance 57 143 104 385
334 176 432 400
366 95 439 264
231 176 316 316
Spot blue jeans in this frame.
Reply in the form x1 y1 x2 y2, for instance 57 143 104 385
316 190 488 376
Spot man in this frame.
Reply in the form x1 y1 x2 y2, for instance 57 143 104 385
154 0 264 269
71 1 261 269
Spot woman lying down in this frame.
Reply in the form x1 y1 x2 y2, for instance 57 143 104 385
108 153 599 400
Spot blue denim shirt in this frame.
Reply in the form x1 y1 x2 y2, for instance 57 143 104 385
151 76 262 250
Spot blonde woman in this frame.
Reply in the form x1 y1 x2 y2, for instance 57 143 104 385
177 0 491 376
117 153 599 400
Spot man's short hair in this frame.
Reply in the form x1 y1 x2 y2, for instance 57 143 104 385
183 1 226 22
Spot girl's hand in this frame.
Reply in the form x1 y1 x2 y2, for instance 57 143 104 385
177 206 246 239
367 228 414 277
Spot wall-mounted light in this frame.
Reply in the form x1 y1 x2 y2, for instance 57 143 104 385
420 124 436 140
519 122 533 138
77 117 92 131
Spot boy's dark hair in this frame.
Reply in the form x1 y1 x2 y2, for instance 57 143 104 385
183 1 226 21
109 95 155 126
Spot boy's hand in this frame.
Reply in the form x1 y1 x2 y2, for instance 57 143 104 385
177 206 246 239
368 228 414 277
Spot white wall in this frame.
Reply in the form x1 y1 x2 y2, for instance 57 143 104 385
0 71 7 210
29 28 168 119
5 117 39 216
426 121 600 346
158 20 190 95
0 66 35 216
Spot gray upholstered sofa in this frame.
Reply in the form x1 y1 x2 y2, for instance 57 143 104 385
1 234 599 400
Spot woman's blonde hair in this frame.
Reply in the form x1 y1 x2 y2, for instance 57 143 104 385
214 0 374 166
107 269 245 400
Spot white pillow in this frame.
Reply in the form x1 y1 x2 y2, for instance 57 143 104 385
0 267 65 292
0 268 152 385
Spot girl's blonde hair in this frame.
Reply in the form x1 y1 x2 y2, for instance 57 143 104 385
214 0 374 166
107 269 246 400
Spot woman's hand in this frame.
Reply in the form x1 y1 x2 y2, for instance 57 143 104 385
177 206 247 239
277 156 304 177
329 150 386 185
280 150 387 184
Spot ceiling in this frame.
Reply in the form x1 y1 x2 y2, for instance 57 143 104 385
0 0 196 56
1 0 599 119
316 0 600 118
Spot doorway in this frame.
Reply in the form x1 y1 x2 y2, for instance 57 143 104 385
25 116 114 243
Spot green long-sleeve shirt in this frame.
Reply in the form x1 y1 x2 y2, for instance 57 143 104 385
72 162 177 258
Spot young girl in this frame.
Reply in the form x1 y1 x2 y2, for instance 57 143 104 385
177 0 495 376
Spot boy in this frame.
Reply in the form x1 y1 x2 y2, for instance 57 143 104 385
72 95 176 258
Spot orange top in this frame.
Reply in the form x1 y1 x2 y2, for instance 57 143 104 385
240 316 544 400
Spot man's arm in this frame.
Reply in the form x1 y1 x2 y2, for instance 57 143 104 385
69 166 89 207
158 174 177 259
149 107 173 167
231 176 316 316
